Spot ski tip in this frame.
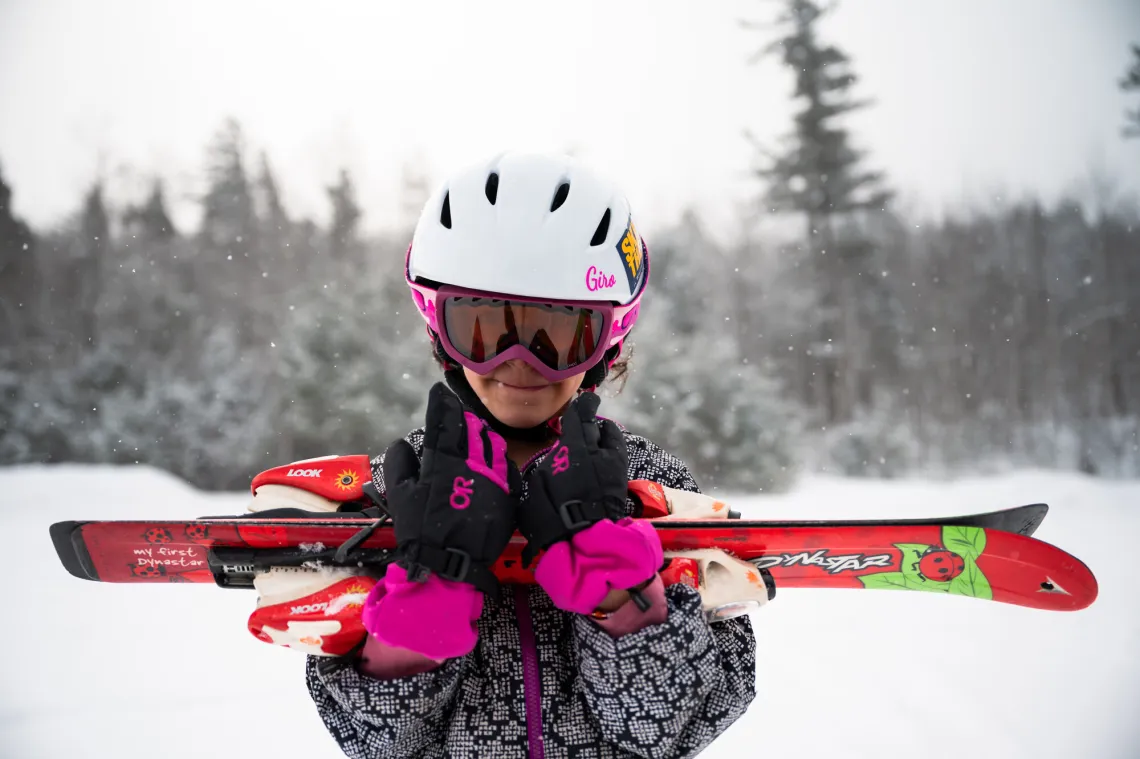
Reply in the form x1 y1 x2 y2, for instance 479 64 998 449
49 521 99 581
1016 503 1049 536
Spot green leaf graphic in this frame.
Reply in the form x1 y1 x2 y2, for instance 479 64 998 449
859 572 942 593
896 543 931 582
860 572 912 590
896 543 930 560
948 560 993 600
942 525 986 561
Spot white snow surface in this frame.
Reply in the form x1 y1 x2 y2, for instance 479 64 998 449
1 465 1137 758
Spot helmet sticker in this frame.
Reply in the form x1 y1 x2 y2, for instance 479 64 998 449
616 216 644 293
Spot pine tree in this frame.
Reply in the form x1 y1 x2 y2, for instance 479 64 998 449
201 120 258 257
327 168 362 265
255 151 303 309
74 182 111 346
277 244 435 463
123 180 176 242
749 0 893 425
198 119 262 342
115 178 197 358
605 213 801 492
0 162 38 463
257 153 288 233
256 152 289 265
1120 43 1140 139
0 161 36 344
754 1 892 216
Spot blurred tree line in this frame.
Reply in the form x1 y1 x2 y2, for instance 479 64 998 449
1 2 1137 492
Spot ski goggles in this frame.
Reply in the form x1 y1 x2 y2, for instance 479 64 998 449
409 283 642 382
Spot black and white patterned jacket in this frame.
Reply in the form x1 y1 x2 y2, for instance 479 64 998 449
305 426 757 759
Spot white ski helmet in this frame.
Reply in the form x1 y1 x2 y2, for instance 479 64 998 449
405 152 649 377
409 152 648 304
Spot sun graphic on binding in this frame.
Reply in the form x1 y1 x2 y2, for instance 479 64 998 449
342 581 371 605
334 469 360 492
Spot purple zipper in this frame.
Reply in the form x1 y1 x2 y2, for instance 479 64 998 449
514 585 545 759
520 443 555 474
512 442 566 759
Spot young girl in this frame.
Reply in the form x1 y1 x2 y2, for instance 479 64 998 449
252 153 760 759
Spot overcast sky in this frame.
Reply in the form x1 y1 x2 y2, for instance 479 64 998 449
1 0 1137 239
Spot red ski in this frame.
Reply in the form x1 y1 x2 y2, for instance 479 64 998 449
49 480 1096 613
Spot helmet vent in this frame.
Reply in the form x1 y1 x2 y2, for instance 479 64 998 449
485 173 499 205
589 208 611 246
550 182 570 212
440 192 452 229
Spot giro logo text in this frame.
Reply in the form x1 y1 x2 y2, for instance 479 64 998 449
585 265 617 292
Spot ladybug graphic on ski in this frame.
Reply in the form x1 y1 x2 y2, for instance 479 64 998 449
184 524 210 543
914 546 966 583
853 525 995 600
142 526 174 544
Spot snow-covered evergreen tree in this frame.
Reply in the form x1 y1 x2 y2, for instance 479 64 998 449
275 171 437 461
198 120 263 344
0 161 36 345
605 212 801 492
98 323 276 488
1120 43 1140 139
747 0 893 426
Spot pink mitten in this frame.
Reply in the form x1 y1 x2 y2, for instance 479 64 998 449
533 517 663 615
361 563 484 661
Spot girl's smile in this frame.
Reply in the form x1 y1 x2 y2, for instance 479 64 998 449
465 361 584 429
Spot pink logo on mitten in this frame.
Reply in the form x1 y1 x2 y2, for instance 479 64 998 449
552 445 570 475
450 477 474 509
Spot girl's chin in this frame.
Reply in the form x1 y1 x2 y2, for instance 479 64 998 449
471 377 570 427
481 391 556 427
485 404 553 429
490 410 547 428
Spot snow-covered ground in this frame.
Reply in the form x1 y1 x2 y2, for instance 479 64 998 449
1 465 1136 758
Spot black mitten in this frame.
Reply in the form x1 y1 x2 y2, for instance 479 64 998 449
383 383 521 595
517 392 629 566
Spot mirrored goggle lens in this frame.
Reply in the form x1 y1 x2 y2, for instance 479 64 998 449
442 297 606 371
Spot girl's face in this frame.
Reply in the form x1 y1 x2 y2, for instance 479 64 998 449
464 361 585 429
